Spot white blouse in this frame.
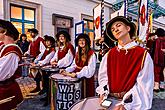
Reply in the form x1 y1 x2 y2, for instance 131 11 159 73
0 44 21 81
65 53 96 78
50 47 74 68
34 50 55 66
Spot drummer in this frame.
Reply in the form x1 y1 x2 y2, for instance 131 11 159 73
24 28 45 59
96 16 154 109
30 35 55 94
0 19 23 109
50 31 75 68
61 33 97 98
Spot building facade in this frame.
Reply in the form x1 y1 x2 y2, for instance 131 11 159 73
0 0 164 47
0 0 113 46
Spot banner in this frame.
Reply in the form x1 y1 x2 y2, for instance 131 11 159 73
111 0 128 19
148 12 153 33
138 0 149 41
94 3 102 40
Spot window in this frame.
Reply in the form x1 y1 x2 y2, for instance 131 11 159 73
81 14 94 48
10 4 35 40
84 19 94 48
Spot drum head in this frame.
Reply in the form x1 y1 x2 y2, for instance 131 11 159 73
51 74 79 82
41 65 59 72
22 56 33 62
69 96 120 110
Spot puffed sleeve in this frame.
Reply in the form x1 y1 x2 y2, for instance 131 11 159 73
76 53 96 78
96 52 109 95
57 49 74 68
121 53 154 110
0 53 20 81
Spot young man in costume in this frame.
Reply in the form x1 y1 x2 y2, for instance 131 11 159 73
0 19 23 110
25 28 46 93
96 16 154 110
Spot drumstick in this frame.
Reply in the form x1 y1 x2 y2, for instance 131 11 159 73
19 63 30 66
0 96 15 105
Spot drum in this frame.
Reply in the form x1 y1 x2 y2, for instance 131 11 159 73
50 74 82 110
69 96 120 110
29 65 40 78
20 56 34 77
94 63 100 96
41 65 59 74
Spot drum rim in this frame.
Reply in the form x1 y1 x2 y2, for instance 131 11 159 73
50 77 81 83
69 96 99 110
41 68 59 72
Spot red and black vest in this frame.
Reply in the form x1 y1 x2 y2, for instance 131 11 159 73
58 43 74 60
74 49 94 73
107 46 147 93
74 49 95 98
0 44 23 80
30 37 44 58
0 45 23 110
41 47 55 60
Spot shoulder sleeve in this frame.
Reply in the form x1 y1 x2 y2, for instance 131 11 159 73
0 45 22 59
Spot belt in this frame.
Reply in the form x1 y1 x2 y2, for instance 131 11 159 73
109 91 126 99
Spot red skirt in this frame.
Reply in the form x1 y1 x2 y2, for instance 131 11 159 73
0 80 23 110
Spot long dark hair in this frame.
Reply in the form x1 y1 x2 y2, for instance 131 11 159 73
20 34 27 41
76 39 90 65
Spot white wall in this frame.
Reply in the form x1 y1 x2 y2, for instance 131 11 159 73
14 0 111 43
1 0 164 41
0 0 4 19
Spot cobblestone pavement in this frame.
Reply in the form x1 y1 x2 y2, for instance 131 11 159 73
16 77 50 110
16 77 165 110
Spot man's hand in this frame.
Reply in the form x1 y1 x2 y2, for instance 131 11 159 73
99 94 104 104
161 49 165 53
112 105 126 110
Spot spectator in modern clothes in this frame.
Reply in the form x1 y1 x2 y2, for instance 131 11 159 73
16 33 30 54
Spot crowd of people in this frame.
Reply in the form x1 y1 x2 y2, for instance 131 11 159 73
0 15 164 110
